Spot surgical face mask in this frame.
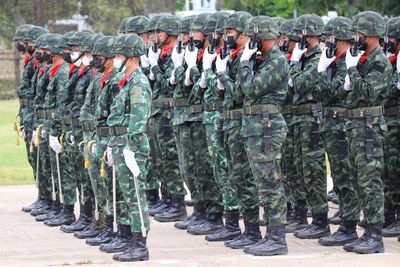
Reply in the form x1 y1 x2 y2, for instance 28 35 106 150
16 43 26 53
193 39 204 49
42 52 52 63
226 35 237 49
26 45 35 55
113 57 127 72
61 52 72 63
82 54 93 66
71 51 80 61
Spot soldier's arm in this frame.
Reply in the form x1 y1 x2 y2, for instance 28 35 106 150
151 60 176 92
290 56 320 95
50 68 69 136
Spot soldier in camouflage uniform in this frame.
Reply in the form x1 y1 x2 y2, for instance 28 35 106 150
381 17 400 238
237 16 289 256
342 11 392 254
289 14 330 239
147 15 186 219
106 34 151 262
316 17 361 247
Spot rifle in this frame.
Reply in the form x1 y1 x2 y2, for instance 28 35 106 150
188 18 195 52
350 24 359 56
208 19 219 54
152 30 159 53
299 18 308 50
220 28 230 59
177 34 183 54
326 29 336 58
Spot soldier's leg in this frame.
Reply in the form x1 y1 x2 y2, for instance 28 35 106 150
281 123 296 219
145 124 160 208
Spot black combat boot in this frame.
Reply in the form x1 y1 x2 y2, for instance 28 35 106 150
146 189 160 210
37 200 62 222
327 189 337 202
174 204 206 230
244 225 288 256
353 224 384 254
285 205 308 233
149 198 171 216
100 224 132 253
45 205 75 227
319 220 358 246
294 213 330 239
187 213 223 235
153 199 187 222
328 211 341 225
61 202 93 233
382 218 400 237
30 200 52 216
225 220 262 249
86 216 116 246
287 202 295 224
74 216 103 239
113 232 149 262
205 210 241 242
383 204 396 228
22 193 43 213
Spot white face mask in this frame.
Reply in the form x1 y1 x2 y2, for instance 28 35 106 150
113 58 126 72
82 55 93 66
71 51 80 61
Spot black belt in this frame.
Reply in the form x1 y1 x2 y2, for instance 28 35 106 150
189 104 203 114
174 98 189 107
292 103 322 116
62 116 72 126
244 104 280 116
19 98 34 108
81 122 95 132
347 106 384 119
152 98 174 108
281 104 292 115
96 126 111 137
36 109 47 119
385 106 399 117
323 107 347 119
223 109 244 120
203 102 223 112
44 108 55 119
96 126 127 137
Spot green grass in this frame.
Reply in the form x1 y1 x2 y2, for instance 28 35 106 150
0 99 34 185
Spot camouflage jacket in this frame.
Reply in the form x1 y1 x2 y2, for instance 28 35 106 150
33 63 51 128
79 73 102 124
172 62 190 126
17 55 37 100
72 66 95 120
382 55 400 126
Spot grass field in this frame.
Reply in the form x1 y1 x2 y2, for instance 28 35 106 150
0 99 34 185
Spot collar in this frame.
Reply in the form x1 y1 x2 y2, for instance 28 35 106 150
333 50 347 63
286 53 292 61
68 63 76 77
302 45 321 60
49 64 61 79
161 45 174 58
100 71 111 88
24 54 31 65
231 47 241 60
359 46 382 65
389 55 397 64
78 65 87 77
197 49 204 63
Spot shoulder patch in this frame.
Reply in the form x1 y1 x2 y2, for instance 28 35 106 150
130 87 143 104
373 62 385 74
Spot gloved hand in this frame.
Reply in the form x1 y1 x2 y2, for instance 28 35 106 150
240 40 257 62
40 127 46 138
345 49 362 69
216 54 229 74
91 143 97 155
148 47 160 67
107 146 113 165
344 74 352 91
184 68 192 87
217 79 225 91
291 43 307 63
49 135 62 154
317 47 336 73
170 68 177 85
288 78 293 87
171 45 185 69
184 46 198 71
140 54 150 68
397 52 400 74
32 130 37 146
199 72 207 88
202 49 217 70
123 148 141 177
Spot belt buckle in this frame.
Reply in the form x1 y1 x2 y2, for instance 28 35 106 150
359 108 364 118
333 109 338 118
248 106 253 115
190 106 195 113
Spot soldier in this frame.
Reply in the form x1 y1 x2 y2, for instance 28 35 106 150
106 34 151 262
147 15 187 220
381 17 400 238
289 14 330 239
342 11 392 254
316 17 361 246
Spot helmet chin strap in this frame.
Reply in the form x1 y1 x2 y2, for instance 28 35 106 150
119 57 129 72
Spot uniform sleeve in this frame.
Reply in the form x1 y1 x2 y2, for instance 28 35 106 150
318 64 348 101
151 60 176 93
50 69 69 136
127 83 151 143
291 55 320 95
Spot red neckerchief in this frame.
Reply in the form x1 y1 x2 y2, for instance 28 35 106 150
91 69 97 79
24 54 30 65
49 64 61 79
215 47 221 54
78 65 87 77
68 64 76 77
286 53 292 61
33 58 39 71
358 53 368 64
231 48 241 60
100 71 111 89
118 74 128 89
256 55 263 62
333 51 346 63
161 46 173 59
389 55 396 64
38 66 44 77
197 49 204 63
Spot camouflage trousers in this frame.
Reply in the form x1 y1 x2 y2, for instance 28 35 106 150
382 123 400 214
146 124 161 192
348 124 385 225
245 129 287 227
48 136 67 204
281 121 298 204
150 114 185 200
20 107 36 181
323 130 360 221
293 122 328 216
111 134 150 233
224 124 254 221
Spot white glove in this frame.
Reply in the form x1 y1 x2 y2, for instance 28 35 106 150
396 52 400 74
123 148 141 177
148 48 160 67
199 72 207 88
49 135 62 154
107 146 113 165
140 55 150 68
240 40 257 62
32 130 37 146
344 74 352 91
291 43 307 63
216 54 229 74
149 70 155 81
21 128 25 139
41 127 46 138
170 68 177 85
184 46 198 71
288 78 293 87
397 80 400 90
318 47 336 73
184 68 192 87
202 49 217 70
217 79 225 91
91 143 97 155
345 49 362 69
171 45 185 69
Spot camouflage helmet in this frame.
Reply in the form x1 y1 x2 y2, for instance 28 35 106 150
192 13 209 33
81 34 104 53
67 31 91 47
126 16 150 34
351 11 385 37
112 34 145 57
23 26 48 42
225 11 253 33
294 14 324 36
92 36 116 57
147 14 163 32
245 16 279 40
203 12 230 35
272 17 286 29
280 19 300 42
13 24 35 42
118 17 130 34
181 15 194 33
328 17 354 40
40 33 68 54
156 14 180 36
386 17 400 41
